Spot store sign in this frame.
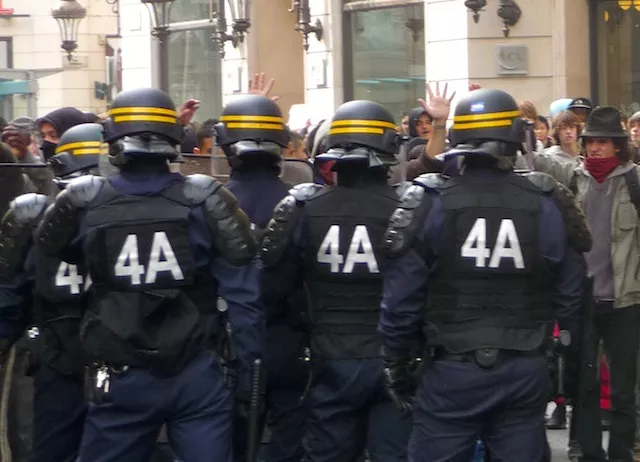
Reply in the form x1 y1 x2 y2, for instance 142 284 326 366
496 45 528 76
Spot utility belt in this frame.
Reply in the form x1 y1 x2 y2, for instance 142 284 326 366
431 347 544 369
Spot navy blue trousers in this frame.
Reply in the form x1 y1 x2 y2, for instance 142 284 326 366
31 363 85 462
305 359 412 462
409 355 549 462
78 351 233 462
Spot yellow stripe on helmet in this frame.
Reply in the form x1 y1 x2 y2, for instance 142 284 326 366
330 119 398 130
453 119 514 130
226 122 285 130
329 127 385 135
55 141 102 154
221 115 285 123
109 107 178 117
72 148 102 155
453 110 521 123
112 115 177 124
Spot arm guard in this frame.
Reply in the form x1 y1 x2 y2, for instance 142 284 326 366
384 173 443 257
525 171 592 253
183 174 257 266
0 193 51 281
35 175 105 257
261 183 324 268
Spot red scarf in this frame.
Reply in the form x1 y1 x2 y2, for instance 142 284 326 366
584 156 620 183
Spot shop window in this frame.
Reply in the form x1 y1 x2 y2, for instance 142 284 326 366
343 3 425 120
168 28 222 121
169 0 210 23
595 0 640 114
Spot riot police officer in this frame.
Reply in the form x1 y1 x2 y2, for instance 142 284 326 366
32 87 265 462
217 94 309 462
381 88 591 461
0 122 103 462
261 100 412 461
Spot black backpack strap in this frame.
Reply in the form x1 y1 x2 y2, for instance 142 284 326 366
623 169 640 219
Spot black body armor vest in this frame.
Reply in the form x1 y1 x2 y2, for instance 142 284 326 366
81 181 218 371
303 185 399 359
425 174 554 353
33 253 87 375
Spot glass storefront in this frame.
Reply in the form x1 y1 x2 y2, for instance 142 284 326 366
169 0 211 23
343 2 425 119
168 28 222 121
594 0 640 113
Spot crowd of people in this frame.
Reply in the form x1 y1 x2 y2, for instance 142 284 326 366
0 73 638 462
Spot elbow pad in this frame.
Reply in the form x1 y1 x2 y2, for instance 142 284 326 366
183 174 257 266
0 193 51 281
261 183 324 268
35 175 105 257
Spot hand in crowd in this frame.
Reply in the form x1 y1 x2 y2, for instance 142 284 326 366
418 81 456 124
249 73 279 102
2 125 31 159
178 99 201 126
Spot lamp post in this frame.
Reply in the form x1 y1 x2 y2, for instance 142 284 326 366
141 0 175 93
51 0 87 62
214 0 252 59
289 0 323 51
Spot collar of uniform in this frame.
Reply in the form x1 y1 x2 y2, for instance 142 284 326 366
229 167 280 181
109 172 183 196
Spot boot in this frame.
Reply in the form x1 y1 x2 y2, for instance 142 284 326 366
546 403 567 429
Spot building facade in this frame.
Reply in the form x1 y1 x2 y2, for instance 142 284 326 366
0 0 117 119
118 0 640 124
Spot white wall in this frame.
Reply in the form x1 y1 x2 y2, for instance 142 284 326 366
119 0 152 91
3 0 117 116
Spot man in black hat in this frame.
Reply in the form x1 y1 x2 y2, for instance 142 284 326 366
568 97 593 127
533 106 640 462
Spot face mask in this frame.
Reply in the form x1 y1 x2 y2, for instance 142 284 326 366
40 140 57 161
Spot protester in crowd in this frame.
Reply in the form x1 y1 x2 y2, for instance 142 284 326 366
544 111 582 162
535 115 554 149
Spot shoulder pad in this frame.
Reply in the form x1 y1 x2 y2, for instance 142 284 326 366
182 174 222 205
394 181 412 198
288 183 324 202
549 181 593 253
201 183 257 266
524 171 557 193
383 182 434 257
0 193 51 281
65 175 106 207
261 193 304 267
413 173 446 192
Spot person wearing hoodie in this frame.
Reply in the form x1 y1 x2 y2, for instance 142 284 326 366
544 111 582 164
532 106 640 462
35 106 90 161
405 106 432 157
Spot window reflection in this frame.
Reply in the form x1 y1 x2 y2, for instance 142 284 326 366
168 28 222 121
169 0 210 23
596 4 640 114
346 5 425 118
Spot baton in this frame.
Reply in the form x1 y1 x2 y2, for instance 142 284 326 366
246 358 263 462
0 163 49 168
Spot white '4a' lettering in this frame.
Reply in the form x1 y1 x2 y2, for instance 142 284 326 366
460 218 525 269
317 225 379 274
114 231 184 285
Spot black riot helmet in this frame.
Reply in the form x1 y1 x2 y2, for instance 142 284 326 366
216 95 288 162
103 88 182 166
449 89 525 156
49 123 103 178
317 100 400 167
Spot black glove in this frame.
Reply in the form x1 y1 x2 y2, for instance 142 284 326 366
383 356 420 414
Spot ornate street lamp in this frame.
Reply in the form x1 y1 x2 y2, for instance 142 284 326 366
497 0 522 37
290 0 323 51
141 0 175 93
51 0 87 62
464 0 487 23
214 0 252 59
